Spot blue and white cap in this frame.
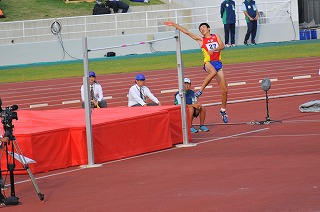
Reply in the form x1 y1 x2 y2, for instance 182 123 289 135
184 78 191 84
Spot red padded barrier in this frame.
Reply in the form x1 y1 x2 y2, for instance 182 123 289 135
1 106 189 173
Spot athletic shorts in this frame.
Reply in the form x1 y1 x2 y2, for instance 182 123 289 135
203 61 223 72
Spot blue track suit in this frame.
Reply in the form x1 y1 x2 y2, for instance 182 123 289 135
242 0 258 43
220 0 236 45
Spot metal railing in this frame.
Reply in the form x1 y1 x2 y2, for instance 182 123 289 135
0 1 291 45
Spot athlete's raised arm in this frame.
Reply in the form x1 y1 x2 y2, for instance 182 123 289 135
164 20 203 43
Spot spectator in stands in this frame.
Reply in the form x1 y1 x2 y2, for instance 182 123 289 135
220 0 236 47
174 78 209 133
105 0 129 13
81 71 107 108
128 74 161 107
242 0 259 45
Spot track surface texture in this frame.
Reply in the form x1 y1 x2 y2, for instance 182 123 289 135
0 57 320 211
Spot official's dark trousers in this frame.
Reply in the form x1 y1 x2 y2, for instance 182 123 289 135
131 102 159 107
82 99 107 108
224 23 235 45
244 20 257 42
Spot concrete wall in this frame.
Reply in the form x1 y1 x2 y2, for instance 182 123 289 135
0 0 300 67
0 22 298 67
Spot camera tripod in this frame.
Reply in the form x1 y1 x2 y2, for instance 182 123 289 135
0 136 44 205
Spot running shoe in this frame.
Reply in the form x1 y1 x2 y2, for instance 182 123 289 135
225 44 231 47
231 44 237 47
194 90 202 98
251 40 257 45
199 125 209 132
190 126 198 133
219 110 229 123
244 40 248 46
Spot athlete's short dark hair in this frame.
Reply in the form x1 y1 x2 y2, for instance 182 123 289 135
199 23 210 31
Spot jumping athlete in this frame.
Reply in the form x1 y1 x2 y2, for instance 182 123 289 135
164 20 228 123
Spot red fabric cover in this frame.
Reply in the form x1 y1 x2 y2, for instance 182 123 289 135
1 106 188 173
166 106 192 145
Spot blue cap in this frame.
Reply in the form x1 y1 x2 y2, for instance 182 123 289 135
89 71 96 77
136 74 146 80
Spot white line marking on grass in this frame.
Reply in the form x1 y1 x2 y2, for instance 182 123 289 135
30 103 48 108
228 82 247 86
161 89 178 94
198 128 269 144
293 75 311 79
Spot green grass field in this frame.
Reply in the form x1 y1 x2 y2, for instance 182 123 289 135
0 39 319 84
1 1 319 84
0 0 164 22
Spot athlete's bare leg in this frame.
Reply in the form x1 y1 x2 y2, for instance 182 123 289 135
199 106 206 126
188 105 194 126
215 69 228 109
200 63 217 91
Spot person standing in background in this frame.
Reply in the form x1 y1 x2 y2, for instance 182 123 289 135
220 0 236 47
242 0 259 45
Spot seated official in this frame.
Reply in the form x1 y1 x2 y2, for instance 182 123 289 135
105 0 129 13
174 78 209 133
128 74 161 107
81 71 107 108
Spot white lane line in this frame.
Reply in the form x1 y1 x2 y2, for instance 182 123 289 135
161 89 178 94
259 78 278 83
30 103 48 108
195 85 212 90
9 128 267 186
228 82 246 86
104 96 112 100
202 90 320 107
33 88 56 91
198 128 269 144
62 100 80 105
293 75 311 80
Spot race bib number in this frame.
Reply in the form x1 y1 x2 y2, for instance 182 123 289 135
206 42 219 52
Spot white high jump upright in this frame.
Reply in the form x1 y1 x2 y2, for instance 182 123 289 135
81 33 195 157
174 29 197 148
81 37 102 168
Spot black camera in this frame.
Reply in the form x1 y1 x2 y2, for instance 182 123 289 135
0 99 18 140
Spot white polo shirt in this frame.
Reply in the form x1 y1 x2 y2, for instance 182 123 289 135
81 82 104 102
128 84 159 107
